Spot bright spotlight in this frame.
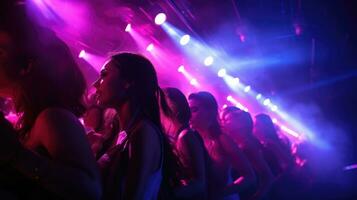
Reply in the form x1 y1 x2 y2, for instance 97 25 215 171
78 50 86 58
271 105 278 111
178 65 185 73
234 77 240 84
272 118 278 123
125 23 131 32
263 98 271 106
180 34 190 45
155 13 166 25
222 104 228 109
244 85 251 93
227 95 233 101
256 94 262 100
190 78 198 86
204 56 214 66
217 68 226 77
146 43 154 52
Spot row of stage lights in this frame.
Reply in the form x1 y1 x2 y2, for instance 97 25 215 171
78 12 303 140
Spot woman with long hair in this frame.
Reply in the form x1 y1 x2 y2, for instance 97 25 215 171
94 52 179 199
188 92 256 200
161 87 208 199
253 114 294 177
0 1 101 199
221 108 274 200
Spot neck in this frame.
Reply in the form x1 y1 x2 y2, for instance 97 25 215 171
116 101 139 132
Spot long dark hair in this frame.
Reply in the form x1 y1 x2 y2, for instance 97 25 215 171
0 1 86 135
110 53 183 192
255 113 281 142
162 87 191 131
188 91 222 138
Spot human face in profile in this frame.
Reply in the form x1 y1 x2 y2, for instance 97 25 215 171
189 99 212 132
93 60 129 109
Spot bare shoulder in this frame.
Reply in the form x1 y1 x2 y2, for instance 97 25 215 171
35 107 80 125
32 107 86 150
130 120 161 146
177 129 199 146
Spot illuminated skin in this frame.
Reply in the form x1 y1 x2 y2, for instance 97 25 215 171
189 98 256 199
161 88 207 199
94 60 162 199
0 31 101 199
221 111 274 200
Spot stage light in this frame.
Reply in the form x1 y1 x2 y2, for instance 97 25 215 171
244 85 251 92
272 118 278 123
271 105 278 111
263 98 271 106
155 13 166 25
178 65 185 73
180 34 190 45
190 78 198 86
234 77 240 84
125 23 131 32
256 94 262 100
204 56 214 66
78 50 86 58
146 43 154 52
217 68 226 77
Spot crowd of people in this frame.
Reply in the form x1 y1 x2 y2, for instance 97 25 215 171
0 1 330 200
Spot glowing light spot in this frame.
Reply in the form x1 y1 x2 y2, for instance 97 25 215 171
125 23 131 32
146 43 154 52
178 65 185 73
263 98 271 106
244 85 251 93
190 78 198 86
222 104 228 109
217 68 226 77
180 34 190 46
256 94 262 100
272 118 278 123
271 105 278 111
78 50 86 58
234 77 240 84
227 95 233 101
281 125 300 138
155 13 166 25
204 56 214 66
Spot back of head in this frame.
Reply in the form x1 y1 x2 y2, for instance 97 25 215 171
0 1 86 132
163 87 191 126
110 52 161 128
235 110 254 133
220 106 241 121
255 113 280 142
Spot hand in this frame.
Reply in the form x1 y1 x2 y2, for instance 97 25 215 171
0 112 22 163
